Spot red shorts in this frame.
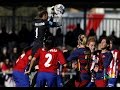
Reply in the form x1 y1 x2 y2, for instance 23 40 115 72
75 80 89 87
95 79 107 87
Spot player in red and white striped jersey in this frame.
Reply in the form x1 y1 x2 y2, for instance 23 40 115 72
107 38 120 87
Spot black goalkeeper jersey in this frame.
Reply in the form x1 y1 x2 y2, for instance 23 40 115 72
30 18 60 56
33 18 60 41
33 19 49 40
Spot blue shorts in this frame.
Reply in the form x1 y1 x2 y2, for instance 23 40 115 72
57 75 63 87
12 70 30 87
36 72 57 87
107 78 117 87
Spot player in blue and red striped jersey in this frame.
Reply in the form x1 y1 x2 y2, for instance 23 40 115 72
93 37 113 87
107 38 120 87
67 34 91 87
12 46 32 87
25 36 66 87
86 37 97 87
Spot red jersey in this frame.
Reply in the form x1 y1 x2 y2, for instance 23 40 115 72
1 63 10 72
34 48 66 73
13 50 32 72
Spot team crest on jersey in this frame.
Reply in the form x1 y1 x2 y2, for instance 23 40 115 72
102 55 105 58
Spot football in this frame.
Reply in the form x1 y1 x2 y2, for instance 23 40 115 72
54 4 65 15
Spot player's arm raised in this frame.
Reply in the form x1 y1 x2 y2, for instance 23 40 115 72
25 49 40 74
25 57 36 74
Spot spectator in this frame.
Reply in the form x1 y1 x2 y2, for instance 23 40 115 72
65 30 74 49
55 28 64 47
0 46 10 62
18 24 30 50
88 28 97 41
72 23 85 47
9 46 19 66
0 58 12 73
99 30 106 42
0 26 9 47
8 26 19 53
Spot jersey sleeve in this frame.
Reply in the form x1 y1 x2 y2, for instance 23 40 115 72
26 50 31 57
67 49 80 62
105 52 113 69
45 21 61 27
58 50 66 65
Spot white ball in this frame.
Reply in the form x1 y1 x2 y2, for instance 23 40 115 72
54 4 65 15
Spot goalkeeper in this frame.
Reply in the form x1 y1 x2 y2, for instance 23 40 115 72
29 5 64 60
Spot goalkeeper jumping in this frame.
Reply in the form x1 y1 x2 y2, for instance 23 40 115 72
28 4 65 62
